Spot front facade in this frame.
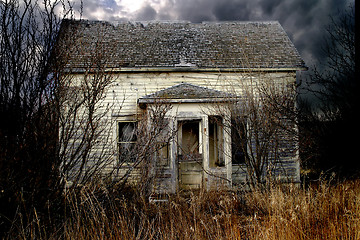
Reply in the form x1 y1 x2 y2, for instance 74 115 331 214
58 20 306 192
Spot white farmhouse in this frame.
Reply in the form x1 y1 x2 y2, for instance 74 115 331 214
56 20 307 192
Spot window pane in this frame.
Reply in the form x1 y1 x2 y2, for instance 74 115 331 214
180 120 199 155
209 116 224 167
156 143 169 167
118 142 136 162
118 121 137 163
118 122 137 142
231 117 247 164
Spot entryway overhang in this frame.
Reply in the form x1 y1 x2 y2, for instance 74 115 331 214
138 83 237 191
138 83 239 108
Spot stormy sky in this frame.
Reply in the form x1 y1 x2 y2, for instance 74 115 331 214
75 0 354 70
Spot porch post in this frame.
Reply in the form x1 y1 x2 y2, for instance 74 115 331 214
202 115 210 190
224 114 232 187
173 119 180 192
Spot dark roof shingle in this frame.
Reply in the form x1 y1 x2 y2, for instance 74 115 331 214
140 83 236 99
58 20 306 71
138 83 238 106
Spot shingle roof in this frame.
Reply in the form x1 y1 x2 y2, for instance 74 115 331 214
138 83 238 106
58 20 306 71
141 83 236 99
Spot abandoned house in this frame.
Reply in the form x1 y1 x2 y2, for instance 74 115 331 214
56 20 307 192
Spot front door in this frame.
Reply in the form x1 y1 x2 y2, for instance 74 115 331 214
177 120 203 190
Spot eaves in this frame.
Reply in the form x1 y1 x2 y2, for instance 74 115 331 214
64 66 308 74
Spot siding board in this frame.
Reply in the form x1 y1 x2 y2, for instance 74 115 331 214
65 71 300 190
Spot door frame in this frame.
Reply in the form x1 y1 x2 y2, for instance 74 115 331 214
176 117 204 190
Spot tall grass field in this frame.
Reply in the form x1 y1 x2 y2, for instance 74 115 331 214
5 180 360 239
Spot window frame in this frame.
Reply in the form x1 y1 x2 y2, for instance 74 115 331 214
231 116 248 165
117 120 138 164
177 119 202 161
155 141 170 167
209 115 225 168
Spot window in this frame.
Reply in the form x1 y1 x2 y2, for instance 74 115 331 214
154 118 171 167
118 121 137 163
231 117 247 164
178 120 202 162
156 142 170 167
209 116 224 167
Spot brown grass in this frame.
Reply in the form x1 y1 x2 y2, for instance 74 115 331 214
6 180 360 239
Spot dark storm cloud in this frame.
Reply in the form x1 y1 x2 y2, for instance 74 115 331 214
260 0 282 15
79 0 354 68
169 0 217 23
279 0 351 66
80 0 127 21
212 0 251 21
135 4 157 21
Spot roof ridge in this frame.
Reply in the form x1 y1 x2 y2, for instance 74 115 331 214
201 20 280 24
66 19 281 26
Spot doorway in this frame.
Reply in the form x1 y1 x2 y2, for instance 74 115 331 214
177 120 203 190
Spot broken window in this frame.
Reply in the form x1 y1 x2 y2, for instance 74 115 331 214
178 120 201 162
231 117 247 164
209 116 225 167
118 121 137 163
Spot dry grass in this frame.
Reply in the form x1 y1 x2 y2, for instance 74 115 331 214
6 180 360 239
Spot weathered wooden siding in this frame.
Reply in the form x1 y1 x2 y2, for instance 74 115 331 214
66 70 300 190
68 71 293 114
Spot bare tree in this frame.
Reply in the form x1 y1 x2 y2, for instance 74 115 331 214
112 101 176 196
0 0 80 235
299 5 357 179
52 20 117 188
50 19 178 196
246 79 297 187
209 73 298 188
306 5 355 120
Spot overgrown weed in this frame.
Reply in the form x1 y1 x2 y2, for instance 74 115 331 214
4 180 360 239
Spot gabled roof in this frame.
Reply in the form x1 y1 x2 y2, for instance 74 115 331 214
138 83 238 107
58 20 307 72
